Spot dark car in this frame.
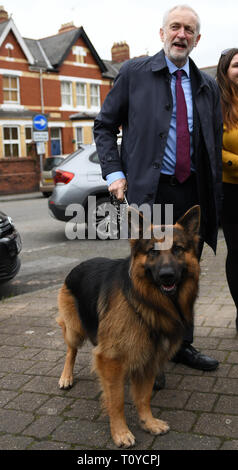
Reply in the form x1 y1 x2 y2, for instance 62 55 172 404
0 211 22 283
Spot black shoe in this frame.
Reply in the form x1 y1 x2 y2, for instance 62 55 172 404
153 372 166 391
172 344 219 371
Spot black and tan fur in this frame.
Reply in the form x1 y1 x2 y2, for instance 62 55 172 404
57 205 200 448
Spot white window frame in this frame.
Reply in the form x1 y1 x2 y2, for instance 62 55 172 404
76 82 87 107
90 84 100 108
61 81 72 106
25 126 33 154
3 125 20 157
3 75 20 104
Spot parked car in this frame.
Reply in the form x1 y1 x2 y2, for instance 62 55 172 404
40 155 68 197
0 211 22 283
48 144 120 238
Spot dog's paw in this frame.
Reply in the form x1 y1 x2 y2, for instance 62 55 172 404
58 375 73 389
140 418 170 435
112 429 136 448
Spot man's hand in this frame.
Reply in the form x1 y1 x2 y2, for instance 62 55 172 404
108 178 127 201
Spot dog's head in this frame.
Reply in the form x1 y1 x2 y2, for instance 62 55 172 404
128 205 200 297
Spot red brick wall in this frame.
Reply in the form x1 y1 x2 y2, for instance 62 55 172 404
0 158 40 195
20 76 41 106
0 31 27 60
44 77 61 107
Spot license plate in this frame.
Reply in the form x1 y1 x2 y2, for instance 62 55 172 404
44 178 53 183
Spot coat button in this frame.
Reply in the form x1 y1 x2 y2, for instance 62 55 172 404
153 162 160 169
165 104 171 110
228 160 232 166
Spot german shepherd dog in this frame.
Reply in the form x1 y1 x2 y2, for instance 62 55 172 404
57 205 200 448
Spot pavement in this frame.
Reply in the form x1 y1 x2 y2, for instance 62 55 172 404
0 210 238 452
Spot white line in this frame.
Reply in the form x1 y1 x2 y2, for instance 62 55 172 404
22 242 66 254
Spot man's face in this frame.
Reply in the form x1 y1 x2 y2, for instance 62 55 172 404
160 8 201 67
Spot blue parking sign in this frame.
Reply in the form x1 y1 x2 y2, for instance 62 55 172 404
33 114 48 131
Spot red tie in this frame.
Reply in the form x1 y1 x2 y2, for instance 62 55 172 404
175 70 190 183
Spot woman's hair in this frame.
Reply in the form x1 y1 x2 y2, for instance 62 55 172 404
217 48 238 130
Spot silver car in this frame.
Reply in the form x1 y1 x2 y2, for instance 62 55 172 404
40 155 68 197
48 144 120 238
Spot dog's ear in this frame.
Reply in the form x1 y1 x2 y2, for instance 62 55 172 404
176 205 200 236
127 205 151 240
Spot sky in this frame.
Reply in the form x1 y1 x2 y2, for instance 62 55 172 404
3 0 238 68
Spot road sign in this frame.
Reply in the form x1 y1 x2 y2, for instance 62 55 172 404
33 131 48 142
33 114 48 131
36 141 45 155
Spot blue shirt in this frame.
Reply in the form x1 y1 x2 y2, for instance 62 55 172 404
106 55 194 185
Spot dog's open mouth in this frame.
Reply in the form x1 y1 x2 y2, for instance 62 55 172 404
160 283 177 295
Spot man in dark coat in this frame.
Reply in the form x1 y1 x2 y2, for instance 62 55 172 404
94 4 223 385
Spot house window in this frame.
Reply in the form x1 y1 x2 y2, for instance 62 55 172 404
25 126 34 156
73 46 86 64
76 82 86 107
3 126 20 157
61 81 72 106
3 75 20 103
90 84 100 107
76 127 83 148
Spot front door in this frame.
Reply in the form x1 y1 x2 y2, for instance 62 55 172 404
51 128 62 155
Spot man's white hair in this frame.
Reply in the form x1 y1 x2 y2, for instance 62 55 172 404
162 4 201 34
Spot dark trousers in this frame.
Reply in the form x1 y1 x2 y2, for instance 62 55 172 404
221 182 238 318
154 173 204 344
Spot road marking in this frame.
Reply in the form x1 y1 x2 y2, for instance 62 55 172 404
22 242 67 253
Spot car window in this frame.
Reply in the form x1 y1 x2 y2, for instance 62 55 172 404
43 157 64 171
89 152 100 164
89 146 121 164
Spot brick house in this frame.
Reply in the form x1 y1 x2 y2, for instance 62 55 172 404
0 7 127 194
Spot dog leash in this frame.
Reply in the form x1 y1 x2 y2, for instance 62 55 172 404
109 192 129 227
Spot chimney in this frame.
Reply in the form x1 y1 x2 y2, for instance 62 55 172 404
58 21 77 34
111 41 130 63
0 6 9 22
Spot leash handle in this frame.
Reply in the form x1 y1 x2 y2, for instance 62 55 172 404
109 192 129 226
109 192 129 207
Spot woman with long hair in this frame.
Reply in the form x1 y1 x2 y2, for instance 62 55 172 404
217 48 238 331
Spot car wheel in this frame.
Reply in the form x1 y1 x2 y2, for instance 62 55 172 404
42 192 52 198
86 197 120 240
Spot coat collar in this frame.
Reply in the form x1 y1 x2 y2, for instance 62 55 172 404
151 49 208 91
151 49 168 72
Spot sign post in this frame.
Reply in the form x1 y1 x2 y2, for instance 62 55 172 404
33 114 48 173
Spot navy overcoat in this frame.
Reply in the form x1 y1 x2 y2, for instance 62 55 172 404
94 49 223 252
